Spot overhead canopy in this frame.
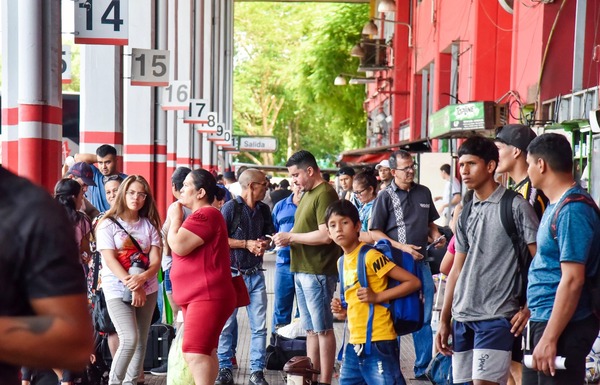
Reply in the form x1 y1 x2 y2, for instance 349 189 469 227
338 139 431 167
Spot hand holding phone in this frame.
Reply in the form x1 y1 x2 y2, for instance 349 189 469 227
426 235 445 251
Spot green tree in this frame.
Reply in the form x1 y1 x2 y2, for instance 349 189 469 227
233 2 368 167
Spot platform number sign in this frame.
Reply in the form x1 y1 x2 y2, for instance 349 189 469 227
62 46 72 84
183 99 210 124
74 0 128 45
208 123 232 146
131 49 170 87
196 113 219 134
162 81 190 110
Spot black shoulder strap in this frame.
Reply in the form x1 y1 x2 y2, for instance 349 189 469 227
460 199 474 249
92 251 101 291
108 217 144 254
551 193 600 239
499 189 519 242
228 199 243 237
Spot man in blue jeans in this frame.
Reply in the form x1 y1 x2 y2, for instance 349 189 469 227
217 169 274 385
271 184 301 331
369 149 446 379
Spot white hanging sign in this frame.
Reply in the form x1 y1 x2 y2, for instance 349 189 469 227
62 46 72 84
74 0 128 45
131 49 170 87
161 81 191 110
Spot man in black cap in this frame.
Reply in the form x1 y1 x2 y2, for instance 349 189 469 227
337 166 360 208
495 124 548 219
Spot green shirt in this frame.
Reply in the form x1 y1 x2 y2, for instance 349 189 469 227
291 182 341 275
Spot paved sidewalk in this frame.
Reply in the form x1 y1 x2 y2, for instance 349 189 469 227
146 251 432 385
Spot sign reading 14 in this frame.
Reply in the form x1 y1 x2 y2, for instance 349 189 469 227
75 0 128 46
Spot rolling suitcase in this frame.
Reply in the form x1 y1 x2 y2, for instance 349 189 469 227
143 323 175 371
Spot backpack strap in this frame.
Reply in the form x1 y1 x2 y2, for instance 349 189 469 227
337 255 347 362
459 199 474 250
357 244 377 355
550 193 600 239
228 198 243 237
499 189 528 306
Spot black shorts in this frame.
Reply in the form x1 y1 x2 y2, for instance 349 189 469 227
522 314 599 385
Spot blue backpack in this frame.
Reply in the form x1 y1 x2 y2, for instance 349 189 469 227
338 239 424 354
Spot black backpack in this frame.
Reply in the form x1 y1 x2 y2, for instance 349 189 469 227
460 189 531 306
549 193 600 319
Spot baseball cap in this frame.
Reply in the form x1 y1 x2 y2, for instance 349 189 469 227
67 162 97 186
337 166 355 177
495 124 537 152
375 159 391 170
223 171 236 180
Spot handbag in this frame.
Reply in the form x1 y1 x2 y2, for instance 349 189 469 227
265 333 307 371
232 273 250 308
91 252 116 334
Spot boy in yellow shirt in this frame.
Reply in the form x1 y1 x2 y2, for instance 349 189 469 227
327 200 421 385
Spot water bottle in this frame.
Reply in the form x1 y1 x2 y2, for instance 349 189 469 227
122 260 146 303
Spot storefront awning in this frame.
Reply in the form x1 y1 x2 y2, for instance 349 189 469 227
338 139 431 167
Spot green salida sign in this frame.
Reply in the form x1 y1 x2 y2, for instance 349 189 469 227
429 101 497 139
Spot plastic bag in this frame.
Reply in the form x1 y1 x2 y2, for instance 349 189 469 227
167 324 193 385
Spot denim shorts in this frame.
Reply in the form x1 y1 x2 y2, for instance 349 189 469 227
340 340 405 385
163 268 172 293
295 273 337 333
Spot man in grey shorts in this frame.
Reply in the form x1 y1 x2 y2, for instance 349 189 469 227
436 136 539 385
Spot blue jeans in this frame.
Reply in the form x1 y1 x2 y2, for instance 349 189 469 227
217 271 267 372
340 340 406 385
295 273 337 332
412 262 433 377
272 262 296 331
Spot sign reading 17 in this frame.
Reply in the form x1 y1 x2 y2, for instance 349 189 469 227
79 0 124 31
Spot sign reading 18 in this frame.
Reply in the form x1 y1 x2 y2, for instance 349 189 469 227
79 0 124 31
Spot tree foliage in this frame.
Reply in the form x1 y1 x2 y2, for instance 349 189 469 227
233 2 369 167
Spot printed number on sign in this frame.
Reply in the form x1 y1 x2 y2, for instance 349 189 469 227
75 0 128 45
131 49 170 87
183 100 210 124
162 81 190 111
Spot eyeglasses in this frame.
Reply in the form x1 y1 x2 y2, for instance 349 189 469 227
396 164 417 173
252 181 268 187
126 190 147 200
353 188 369 196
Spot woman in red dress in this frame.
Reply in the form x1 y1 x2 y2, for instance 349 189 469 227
167 169 236 385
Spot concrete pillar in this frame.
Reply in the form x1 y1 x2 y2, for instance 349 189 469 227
1 0 19 173
123 0 155 180
3 0 62 190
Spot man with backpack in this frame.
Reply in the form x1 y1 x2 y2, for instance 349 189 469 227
369 149 445 380
436 136 539 385
522 133 600 385
217 169 274 385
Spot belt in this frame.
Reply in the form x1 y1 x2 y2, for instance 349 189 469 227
232 265 265 276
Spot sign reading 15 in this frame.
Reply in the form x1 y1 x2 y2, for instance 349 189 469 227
131 49 170 87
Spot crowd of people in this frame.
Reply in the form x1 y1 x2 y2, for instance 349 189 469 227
3 125 600 385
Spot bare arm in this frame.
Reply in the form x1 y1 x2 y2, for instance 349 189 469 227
531 262 585 376
435 250 467 355
357 265 421 304
369 229 423 259
168 220 204 256
450 193 461 206
273 224 332 247
0 294 93 370
439 250 455 275
74 153 97 164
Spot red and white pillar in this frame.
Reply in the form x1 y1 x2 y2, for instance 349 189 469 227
2 0 62 191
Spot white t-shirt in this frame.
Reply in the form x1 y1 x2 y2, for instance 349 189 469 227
96 217 162 300
441 177 461 219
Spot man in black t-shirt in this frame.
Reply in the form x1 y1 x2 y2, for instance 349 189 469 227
0 167 93 384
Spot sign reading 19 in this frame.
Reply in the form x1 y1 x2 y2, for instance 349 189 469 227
78 0 124 31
